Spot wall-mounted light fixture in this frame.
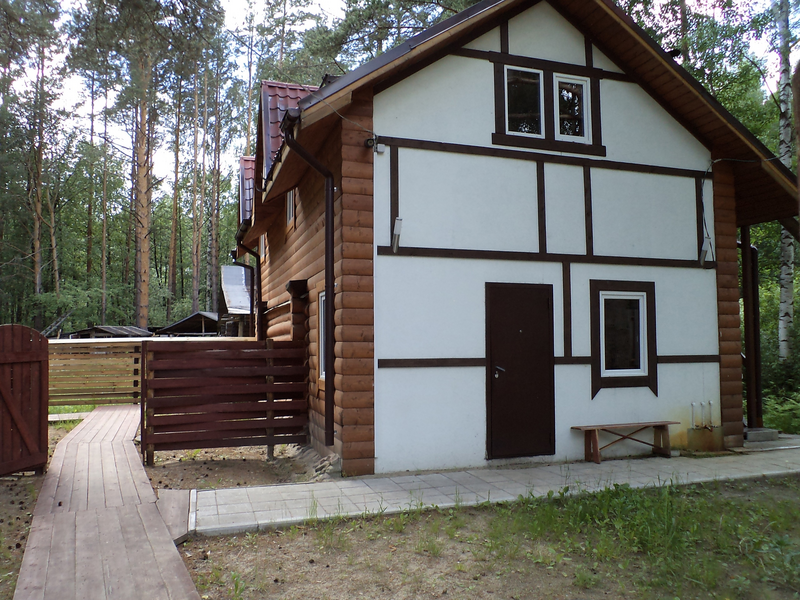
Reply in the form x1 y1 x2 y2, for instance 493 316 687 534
392 217 403 253
699 235 712 266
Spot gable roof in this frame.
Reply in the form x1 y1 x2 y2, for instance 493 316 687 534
294 0 796 227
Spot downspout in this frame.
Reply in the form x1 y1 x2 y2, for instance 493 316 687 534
236 242 263 340
231 256 255 337
282 108 335 447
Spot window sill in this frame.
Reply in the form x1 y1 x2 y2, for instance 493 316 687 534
492 133 606 157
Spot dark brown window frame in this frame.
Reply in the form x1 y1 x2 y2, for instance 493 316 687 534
590 280 657 398
494 62 606 157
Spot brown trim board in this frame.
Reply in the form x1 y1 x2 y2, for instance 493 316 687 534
695 176 705 261
378 355 720 368
390 145 399 240
537 161 546 254
452 48 632 82
500 21 509 54
376 245 714 269
583 166 594 256
491 133 607 157
562 262 572 358
376 136 707 179
378 358 486 368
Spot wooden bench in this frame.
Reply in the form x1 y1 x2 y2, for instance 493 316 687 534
571 421 680 464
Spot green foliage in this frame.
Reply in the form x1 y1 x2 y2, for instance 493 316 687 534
763 393 800 433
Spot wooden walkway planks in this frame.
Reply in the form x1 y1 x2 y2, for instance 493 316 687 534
15 405 199 600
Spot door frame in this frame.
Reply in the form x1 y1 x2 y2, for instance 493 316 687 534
485 282 555 460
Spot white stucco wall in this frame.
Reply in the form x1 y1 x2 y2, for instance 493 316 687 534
591 170 698 260
544 163 587 255
396 149 539 252
369 1 722 474
508 2 586 65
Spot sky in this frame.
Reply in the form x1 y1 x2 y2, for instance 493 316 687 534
55 0 789 191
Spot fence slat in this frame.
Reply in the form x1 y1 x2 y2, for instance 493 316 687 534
142 339 308 463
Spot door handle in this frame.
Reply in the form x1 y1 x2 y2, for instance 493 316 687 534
494 366 505 379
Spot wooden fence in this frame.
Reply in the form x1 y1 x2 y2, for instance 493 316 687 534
48 339 144 406
0 325 48 476
141 339 308 464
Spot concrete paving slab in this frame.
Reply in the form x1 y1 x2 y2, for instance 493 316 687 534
188 447 800 538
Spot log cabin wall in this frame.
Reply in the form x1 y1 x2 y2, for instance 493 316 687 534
260 90 376 476
712 160 744 448
261 123 340 460
328 89 375 476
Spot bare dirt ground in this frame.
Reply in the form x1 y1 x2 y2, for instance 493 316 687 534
0 427 68 600
181 476 800 600
144 444 333 491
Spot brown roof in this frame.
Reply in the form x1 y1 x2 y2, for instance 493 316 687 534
292 0 797 227
261 81 318 171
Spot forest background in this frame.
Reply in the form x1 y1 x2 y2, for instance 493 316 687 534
0 0 798 423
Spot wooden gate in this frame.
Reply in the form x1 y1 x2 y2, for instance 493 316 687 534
0 325 48 476
141 339 308 464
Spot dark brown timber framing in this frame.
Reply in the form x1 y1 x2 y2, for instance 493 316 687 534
376 136 706 179
537 161 546 254
377 246 714 269
282 111 335 447
378 358 486 368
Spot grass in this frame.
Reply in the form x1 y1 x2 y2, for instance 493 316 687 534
185 475 800 599
48 404 96 414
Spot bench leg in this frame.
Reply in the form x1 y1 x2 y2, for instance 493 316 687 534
653 425 671 458
585 430 601 464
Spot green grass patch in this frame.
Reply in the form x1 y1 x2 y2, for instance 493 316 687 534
48 404 96 415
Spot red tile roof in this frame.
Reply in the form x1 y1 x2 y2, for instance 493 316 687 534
262 81 318 170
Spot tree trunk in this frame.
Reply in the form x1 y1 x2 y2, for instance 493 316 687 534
28 47 46 330
134 56 152 329
209 61 222 314
777 0 794 360
191 69 201 313
167 77 181 322
46 185 59 298
87 73 95 279
101 89 108 325
201 69 209 311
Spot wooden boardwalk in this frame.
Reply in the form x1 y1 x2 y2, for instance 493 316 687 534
15 406 199 600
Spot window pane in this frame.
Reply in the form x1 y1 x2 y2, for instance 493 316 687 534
558 80 584 137
604 298 641 371
507 69 542 135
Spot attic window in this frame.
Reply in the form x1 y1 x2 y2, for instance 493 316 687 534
555 75 589 143
505 66 543 137
494 66 604 156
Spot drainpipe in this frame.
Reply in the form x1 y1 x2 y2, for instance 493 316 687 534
237 243 263 340
282 108 335 447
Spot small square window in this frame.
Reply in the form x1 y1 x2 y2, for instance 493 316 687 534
554 75 590 143
505 66 544 138
590 281 657 398
600 292 646 377
318 290 326 381
286 188 295 228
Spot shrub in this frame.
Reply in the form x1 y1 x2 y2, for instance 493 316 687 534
763 393 800 434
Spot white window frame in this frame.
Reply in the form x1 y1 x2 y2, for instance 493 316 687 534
505 65 545 139
553 73 591 144
286 188 295 227
599 290 647 378
318 290 326 380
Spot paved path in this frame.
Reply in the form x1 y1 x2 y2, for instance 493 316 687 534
15 406 199 600
193 443 800 536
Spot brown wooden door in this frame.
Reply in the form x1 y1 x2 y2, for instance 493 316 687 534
486 283 555 459
0 325 49 476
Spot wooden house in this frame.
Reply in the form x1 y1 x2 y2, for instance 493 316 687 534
236 0 799 476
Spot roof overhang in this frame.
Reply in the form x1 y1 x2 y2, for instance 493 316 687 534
255 0 798 229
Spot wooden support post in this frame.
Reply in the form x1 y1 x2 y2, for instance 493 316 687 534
740 226 760 429
266 338 275 461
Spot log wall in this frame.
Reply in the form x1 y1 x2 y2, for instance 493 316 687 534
712 161 744 448
260 89 376 475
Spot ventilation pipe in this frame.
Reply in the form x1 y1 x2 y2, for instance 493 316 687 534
282 108 335 447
